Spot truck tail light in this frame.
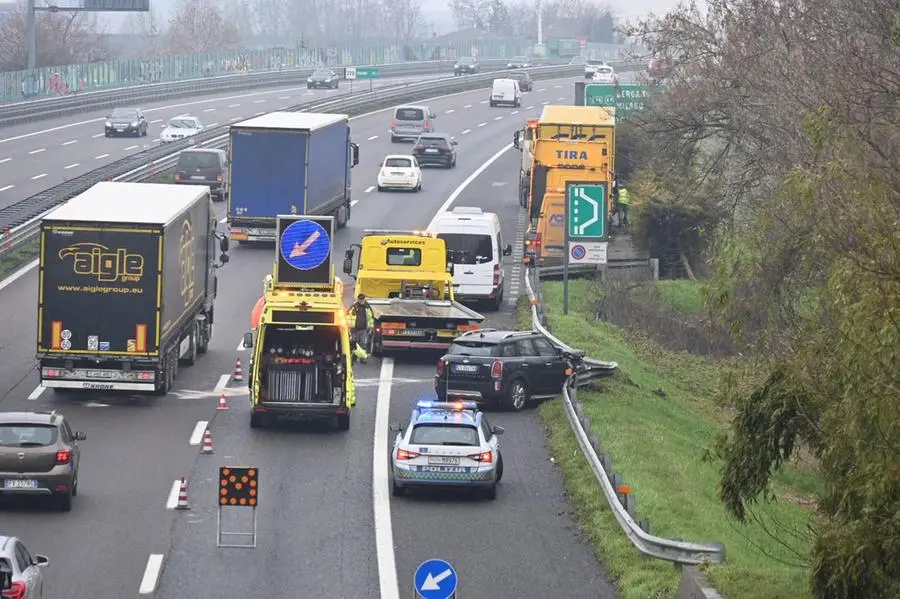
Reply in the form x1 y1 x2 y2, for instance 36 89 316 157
492 263 500 286
423 120 430 129
56 449 72 465
436 359 445 375
174 172 181 181
1 581 26 599
391 119 397 128
397 448 419 461
490 360 502 378
468 451 493 463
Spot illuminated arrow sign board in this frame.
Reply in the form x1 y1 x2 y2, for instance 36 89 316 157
274 215 335 288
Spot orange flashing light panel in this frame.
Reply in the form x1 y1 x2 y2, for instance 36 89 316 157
219 466 258 507
50 320 63 349
135 324 148 352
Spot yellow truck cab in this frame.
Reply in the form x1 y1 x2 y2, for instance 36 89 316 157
342 229 484 354
242 215 355 430
523 105 616 266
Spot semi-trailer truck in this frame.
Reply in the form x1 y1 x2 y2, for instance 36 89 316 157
35 182 230 394
227 111 360 243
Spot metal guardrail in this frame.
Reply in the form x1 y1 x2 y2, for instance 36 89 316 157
0 62 617 261
523 268 728 566
0 59 565 127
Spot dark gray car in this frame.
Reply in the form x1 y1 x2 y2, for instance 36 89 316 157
307 68 339 89
390 105 437 142
105 107 147 137
174 148 229 200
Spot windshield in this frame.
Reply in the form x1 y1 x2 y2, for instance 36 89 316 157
410 424 480 446
178 152 219 169
395 107 425 121
417 136 447 148
438 233 493 265
312 69 332 77
448 341 496 357
111 109 138 119
0 424 58 447
459 57 475 64
384 157 413 168
597 67 614 74
167 118 197 129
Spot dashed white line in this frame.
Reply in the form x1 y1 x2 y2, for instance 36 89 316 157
367 135 379 141
351 199 360 207
236 338 245 351
138 554 165 595
30 173 46 180
541 101 550 105
511 110 519 115
253 99 266 104
214 374 231 392
61 140 77 146
461 129 471 135
477 122 487 127
28 148 45 155
255 112 265 116
207 123 219 128
95 153 109 160
373 358 400 599
479 100 488 104
303 91 313 96
526 105 534 110
445 109 455 114
165 479 180 509
494 116 503 121
229 117 241 121
27 386 45 401
557 96 566 101
152 138 160 142
537 88 547 92
278 95 290 100
203 108 216 113
464 104 472 108
0 184 12 192
92 133 104 138
189 421 208 446
227 103 241 108
365 185 375 193
0 158 10 164
125 145 138 151
150 119 162 124
554 85 563 89
64 163 79 169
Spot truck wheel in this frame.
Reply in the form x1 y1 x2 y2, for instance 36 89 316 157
336 413 350 431
180 323 198 366
198 321 210 354
155 353 174 395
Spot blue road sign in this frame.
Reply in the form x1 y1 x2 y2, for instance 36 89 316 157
570 244 586 260
414 559 458 599
279 219 331 271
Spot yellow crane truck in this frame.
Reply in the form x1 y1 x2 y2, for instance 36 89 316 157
241 215 356 430
342 229 484 354
522 105 616 266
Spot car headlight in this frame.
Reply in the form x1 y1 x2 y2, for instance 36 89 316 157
454 64 459 68
105 121 111 127
131 121 138 127
307 78 313 82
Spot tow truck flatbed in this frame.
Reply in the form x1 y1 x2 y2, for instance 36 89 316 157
368 298 484 351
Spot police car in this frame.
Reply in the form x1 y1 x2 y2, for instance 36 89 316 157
389 397 504 500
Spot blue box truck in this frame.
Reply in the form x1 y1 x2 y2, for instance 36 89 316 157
226 112 360 243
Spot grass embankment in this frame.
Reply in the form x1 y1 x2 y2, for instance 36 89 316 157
0 238 39 280
519 279 821 599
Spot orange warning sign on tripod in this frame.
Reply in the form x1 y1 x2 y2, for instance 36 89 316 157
219 466 258 507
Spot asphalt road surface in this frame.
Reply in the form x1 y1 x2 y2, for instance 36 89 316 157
0 73 441 210
0 76 618 599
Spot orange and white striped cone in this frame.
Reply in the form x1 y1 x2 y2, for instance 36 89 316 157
201 429 214 454
233 358 244 382
175 477 190 510
217 391 229 411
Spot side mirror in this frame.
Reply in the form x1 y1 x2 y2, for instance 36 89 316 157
503 243 512 256
219 235 230 253
242 331 253 349
513 130 522 149
342 257 354 276
34 555 49 567
74 431 87 441
350 142 359 167
492 425 505 435
451 139 458 146
345 248 354 260
430 112 437 119
389 422 402 432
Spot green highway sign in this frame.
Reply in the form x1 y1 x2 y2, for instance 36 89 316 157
567 183 608 239
356 66 380 79
584 83 655 115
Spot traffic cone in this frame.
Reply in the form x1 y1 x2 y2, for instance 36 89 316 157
233 358 244 382
175 477 190 510
201 429 214 454
217 391 229 411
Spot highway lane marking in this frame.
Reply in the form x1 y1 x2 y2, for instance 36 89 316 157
31 173 46 180
542 101 550 105
0 184 12 192
152 138 160 142
511 110 519 115
367 135 378 141
138 554 165 595
351 199 360 207
61 139 77 146
219 217 227 223
207 122 219 127
125 145 138 151
537 88 547 92
461 129 471 134
557 96 566 101
28 148 45 154
255 111 265 115
0 258 38 292
494 116 503 120
165 479 181 509
229 117 241 121
445 109 455 114
0 158 9 164
278 95 290 99
214 374 231 392
203 108 216 112
303 91 313 96
373 358 400 599
27 386 45 401
150 119 162 124
478 122 487 127
555 85 562 88
189 420 208 446
463 104 472 108
95 153 109 159
227 103 241 108
91 133 104 138
365 185 375 193
253 99 266 104
479 100 488 104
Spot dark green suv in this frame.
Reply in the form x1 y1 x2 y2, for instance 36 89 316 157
0 410 86 511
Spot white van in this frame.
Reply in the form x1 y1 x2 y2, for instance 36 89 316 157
432 207 513 310
489 78 521 108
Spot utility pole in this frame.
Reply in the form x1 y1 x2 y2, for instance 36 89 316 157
26 0 37 80
537 0 543 46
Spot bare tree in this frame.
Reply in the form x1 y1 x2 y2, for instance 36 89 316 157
123 5 165 58
0 3 112 71
166 0 241 55
380 0 424 41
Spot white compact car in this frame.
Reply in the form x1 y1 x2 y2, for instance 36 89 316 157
160 114 204 143
390 398 504 500
592 65 618 84
376 155 422 192
0 535 49 598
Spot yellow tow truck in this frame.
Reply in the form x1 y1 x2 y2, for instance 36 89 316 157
342 229 484 354
242 215 355 430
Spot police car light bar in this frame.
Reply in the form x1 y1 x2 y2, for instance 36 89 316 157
416 400 479 411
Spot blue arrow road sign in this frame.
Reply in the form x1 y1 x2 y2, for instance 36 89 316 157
279 219 331 271
414 559 458 599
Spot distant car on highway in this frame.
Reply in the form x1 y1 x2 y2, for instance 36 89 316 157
0 535 49 598
376 154 422 192
307 68 339 89
507 69 533 91
434 329 581 410
104 107 147 137
174 148 228 201
390 398 504 500
569 56 586 66
0 410 85 511
159 114 204 143
412 133 458 168
591 64 618 84
507 56 532 69
453 57 479 75
390 104 437 142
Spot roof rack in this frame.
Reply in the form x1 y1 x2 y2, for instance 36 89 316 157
501 330 535 339
362 229 436 238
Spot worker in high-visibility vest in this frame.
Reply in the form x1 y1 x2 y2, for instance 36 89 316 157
617 187 631 228
347 293 375 363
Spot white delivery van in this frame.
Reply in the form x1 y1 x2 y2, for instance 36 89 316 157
490 78 521 107
433 207 513 310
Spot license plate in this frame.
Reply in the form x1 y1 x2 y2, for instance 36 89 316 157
4 479 37 489
190 175 206 180
116 128 124 131
390 171 404 175
400 329 423 336
87 370 112 378
428 456 460 465
453 364 479 373
425 148 439 153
